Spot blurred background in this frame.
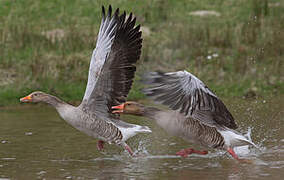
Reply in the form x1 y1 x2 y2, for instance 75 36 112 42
0 0 283 105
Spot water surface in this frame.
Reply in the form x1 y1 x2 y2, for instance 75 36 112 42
0 96 283 179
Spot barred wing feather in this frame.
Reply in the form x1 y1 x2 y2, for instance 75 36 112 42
84 11 142 117
143 71 238 129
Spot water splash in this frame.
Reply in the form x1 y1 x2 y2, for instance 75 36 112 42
134 139 151 156
244 126 253 142
234 127 264 157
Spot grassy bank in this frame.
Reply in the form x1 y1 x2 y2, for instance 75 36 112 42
0 0 283 106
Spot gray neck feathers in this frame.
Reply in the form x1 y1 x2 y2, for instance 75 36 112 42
44 95 66 108
142 106 161 120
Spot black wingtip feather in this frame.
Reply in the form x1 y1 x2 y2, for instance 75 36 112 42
121 11 126 22
108 5 112 18
128 17 136 30
114 7 119 17
135 24 141 31
126 13 133 25
102 6 106 19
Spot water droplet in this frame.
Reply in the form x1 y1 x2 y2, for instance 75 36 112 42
37 170 46 175
25 132 33 136
1 140 8 144
212 53 218 57
1 157 16 160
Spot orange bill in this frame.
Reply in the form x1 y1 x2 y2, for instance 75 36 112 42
20 95 32 102
111 104 124 113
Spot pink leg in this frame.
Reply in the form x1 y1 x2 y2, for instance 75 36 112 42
176 148 208 157
97 140 104 151
227 148 239 160
227 148 252 163
124 144 134 156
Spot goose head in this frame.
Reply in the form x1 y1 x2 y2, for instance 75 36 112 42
112 101 145 116
20 91 51 103
20 91 64 107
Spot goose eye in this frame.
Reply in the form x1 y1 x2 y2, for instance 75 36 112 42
34 94 38 96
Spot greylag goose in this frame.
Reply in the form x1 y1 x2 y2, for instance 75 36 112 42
112 71 256 160
20 5 151 156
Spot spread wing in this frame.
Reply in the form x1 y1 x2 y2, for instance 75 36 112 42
82 11 142 117
143 71 238 129
82 5 120 101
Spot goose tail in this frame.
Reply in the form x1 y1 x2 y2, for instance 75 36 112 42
219 129 258 148
119 125 152 142
137 125 152 133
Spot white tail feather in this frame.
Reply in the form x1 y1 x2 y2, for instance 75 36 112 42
219 130 257 148
119 125 152 142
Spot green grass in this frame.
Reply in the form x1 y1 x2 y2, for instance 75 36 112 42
0 0 283 106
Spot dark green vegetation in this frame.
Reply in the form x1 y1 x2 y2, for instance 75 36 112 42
0 0 283 106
